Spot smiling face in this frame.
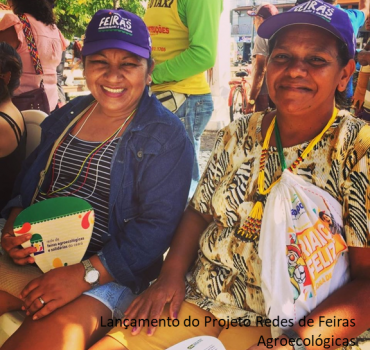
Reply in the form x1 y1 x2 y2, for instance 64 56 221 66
321 213 333 225
266 25 354 117
84 49 152 118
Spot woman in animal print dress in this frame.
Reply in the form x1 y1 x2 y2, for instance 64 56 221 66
92 1 370 350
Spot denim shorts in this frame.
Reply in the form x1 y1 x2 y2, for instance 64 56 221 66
83 251 137 319
84 282 137 319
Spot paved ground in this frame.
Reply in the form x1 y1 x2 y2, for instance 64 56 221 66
199 130 218 176
197 64 251 175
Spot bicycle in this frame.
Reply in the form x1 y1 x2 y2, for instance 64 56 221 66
228 70 251 122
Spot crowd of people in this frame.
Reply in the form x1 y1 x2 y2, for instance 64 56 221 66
0 0 369 350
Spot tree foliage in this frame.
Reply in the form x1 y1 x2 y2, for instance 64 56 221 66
0 0 146 39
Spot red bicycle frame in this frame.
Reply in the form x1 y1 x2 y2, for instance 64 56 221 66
228 71 250 121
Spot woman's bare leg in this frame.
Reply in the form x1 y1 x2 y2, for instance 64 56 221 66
1 295 112 350
0 291 22 316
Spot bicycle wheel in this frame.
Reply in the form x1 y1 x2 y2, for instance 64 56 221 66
229 86 243 122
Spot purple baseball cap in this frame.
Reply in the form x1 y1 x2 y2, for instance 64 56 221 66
258 0 356 57
82 9 152 59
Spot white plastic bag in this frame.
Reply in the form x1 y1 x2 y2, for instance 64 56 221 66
259 170 350 337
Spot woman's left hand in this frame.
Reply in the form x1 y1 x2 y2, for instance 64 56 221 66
20 263 87 320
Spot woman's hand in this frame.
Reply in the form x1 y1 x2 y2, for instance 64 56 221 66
357 50 370 66
20 263 88 320
0 207 32 265
124 274 186 336
1 232 36 265
245 102 256 114
123 207 211 336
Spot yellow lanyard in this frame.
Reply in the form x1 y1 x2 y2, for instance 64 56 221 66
236 107 338 242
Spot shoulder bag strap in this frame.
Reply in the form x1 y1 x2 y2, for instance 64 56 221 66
17 14 44 75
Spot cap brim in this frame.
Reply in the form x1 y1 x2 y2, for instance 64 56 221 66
82 39 150 59
247 10 257 16
258 12 344 44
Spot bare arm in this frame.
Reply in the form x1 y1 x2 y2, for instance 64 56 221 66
359 0 369 19
20 252 115 320
357 50 370 65
246 54 268 113
247 247 370 350
1 209 116 320
124 206 213 336
0 26 19 49
150 0 222 84
162 207 212 277
290 247 370 349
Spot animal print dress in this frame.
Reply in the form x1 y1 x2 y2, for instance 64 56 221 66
185 110 370 325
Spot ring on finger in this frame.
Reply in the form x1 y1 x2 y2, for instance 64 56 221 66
38 296 46 306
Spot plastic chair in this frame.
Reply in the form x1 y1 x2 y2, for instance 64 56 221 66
0 311 25 347
22 109 48 157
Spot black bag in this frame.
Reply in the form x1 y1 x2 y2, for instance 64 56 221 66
12 81 50 114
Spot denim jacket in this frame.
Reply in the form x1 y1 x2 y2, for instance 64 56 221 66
3 88 194 293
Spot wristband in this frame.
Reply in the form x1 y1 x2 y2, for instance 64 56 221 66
282 328 306 350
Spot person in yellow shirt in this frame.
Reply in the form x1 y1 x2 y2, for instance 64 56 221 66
144 0 223 198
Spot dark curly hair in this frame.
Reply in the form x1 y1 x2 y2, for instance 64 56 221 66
0 42 23 103
10 0 55 25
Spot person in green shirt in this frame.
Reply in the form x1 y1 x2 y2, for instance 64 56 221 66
144 0 223 199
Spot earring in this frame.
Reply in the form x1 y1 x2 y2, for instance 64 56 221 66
337 83 346 92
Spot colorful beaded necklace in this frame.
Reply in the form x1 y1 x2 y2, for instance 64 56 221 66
236 107 338 242
40 103 136 197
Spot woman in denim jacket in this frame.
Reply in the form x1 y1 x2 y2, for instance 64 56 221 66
0 9 193 350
